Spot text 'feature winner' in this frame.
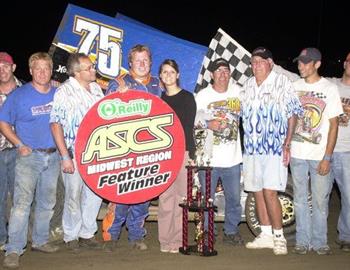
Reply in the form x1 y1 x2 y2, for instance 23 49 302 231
75 90 185 204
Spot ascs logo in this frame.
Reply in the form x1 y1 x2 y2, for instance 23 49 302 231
75 90 185 204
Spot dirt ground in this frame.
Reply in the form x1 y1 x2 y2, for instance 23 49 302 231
1 187 349 270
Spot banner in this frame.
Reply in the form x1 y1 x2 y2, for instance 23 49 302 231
49 4 207 92
74 90 185 204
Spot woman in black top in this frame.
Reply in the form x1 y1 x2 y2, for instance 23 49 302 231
157 59 196 253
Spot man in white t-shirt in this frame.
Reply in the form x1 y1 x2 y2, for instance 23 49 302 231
241 47 302 256
328 52 350 252
291 48 343 255
195 58 243 246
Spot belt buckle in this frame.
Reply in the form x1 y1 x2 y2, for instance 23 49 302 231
46 147 56 154
35 147 56 154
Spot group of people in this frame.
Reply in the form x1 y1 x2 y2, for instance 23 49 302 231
191 47 349 257
241 47 350 256
0 43 349 269
0 45 196 268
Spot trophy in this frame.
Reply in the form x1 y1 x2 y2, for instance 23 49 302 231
179 108 217 256
193 109 213 167
179 123 217 256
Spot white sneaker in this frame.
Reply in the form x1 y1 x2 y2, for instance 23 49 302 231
246 233 274 249
273 237 288 255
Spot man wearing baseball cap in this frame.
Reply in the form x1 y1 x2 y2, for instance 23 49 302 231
0 52 14 65
208 58 231 72
250 46 273 60
241 47 302 255
291 47 343 255
195 58 244 246
0 52 23 94
0 52 23 251
293 47 322 64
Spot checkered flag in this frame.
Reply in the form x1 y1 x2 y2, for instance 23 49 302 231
195 28 253 93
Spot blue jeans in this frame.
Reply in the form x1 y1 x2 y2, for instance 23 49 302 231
290 158 333 249
62 159 102 242
0 148 16 244
5 151 60 255
199 165 241 235
331 152 350 242
108 202 149 242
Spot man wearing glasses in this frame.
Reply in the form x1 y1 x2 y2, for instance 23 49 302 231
241 47 302 255
50 53 105 253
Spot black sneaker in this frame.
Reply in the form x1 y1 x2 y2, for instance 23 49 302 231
336 240 350 252
31 243 59 253
66 240 80 253
103 240 117 252
293 245 308 255
130 239 147 250
79 236 102 250
340 242 350 252
314 246 332 255
223 233 244 246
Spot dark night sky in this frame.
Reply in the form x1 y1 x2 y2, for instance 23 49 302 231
2 0 348 81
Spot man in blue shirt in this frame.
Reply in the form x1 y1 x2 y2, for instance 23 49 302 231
0 52 60 269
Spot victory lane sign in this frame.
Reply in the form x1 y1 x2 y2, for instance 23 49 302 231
75 90 185 204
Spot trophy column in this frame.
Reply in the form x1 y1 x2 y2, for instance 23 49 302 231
179 165 217 256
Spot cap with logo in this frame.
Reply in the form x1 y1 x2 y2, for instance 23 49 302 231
251 47 273 60
293 48 322 64
0 52 14 65
208 58 230 72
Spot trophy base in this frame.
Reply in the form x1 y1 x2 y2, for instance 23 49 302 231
179 245 218 256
